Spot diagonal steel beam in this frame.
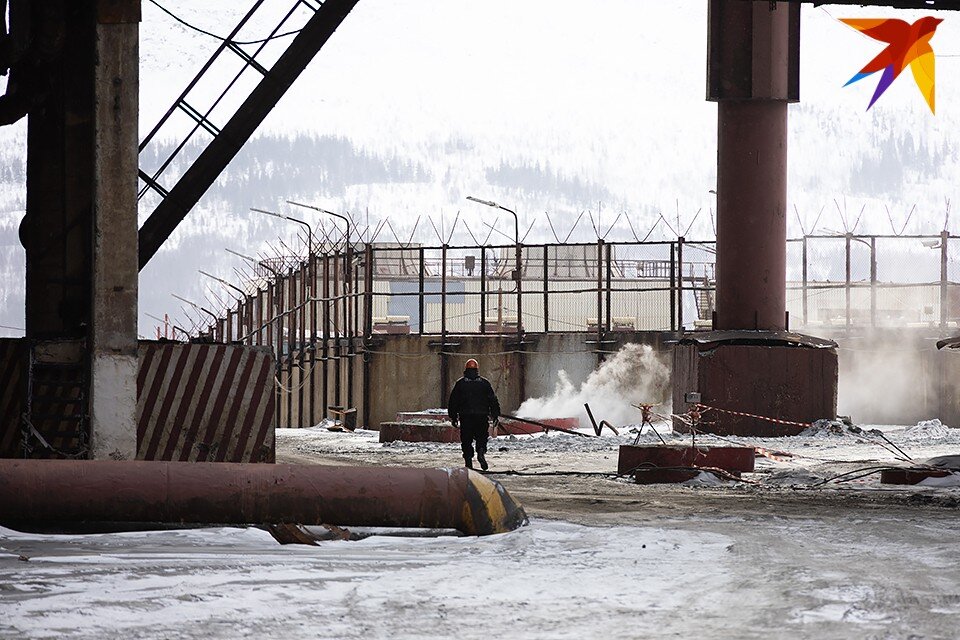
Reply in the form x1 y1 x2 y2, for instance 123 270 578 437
138 0 359 269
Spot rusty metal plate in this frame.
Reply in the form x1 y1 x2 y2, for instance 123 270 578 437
617 444 755 476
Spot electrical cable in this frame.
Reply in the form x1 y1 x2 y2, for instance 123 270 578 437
146 0 304 45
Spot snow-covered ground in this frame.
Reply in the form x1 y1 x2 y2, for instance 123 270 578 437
2 420 959 639
3 513 960 640
281 419 960 490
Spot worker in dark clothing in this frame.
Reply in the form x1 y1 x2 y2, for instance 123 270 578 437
448 358 500 471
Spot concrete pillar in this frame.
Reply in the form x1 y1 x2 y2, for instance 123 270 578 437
89 0 140 460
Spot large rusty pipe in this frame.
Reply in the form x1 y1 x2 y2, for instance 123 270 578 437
715 100 788 330
0 460 527 536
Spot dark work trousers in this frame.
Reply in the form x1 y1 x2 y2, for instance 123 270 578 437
459 414 489 460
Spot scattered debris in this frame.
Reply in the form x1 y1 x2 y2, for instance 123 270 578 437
583 402 620 436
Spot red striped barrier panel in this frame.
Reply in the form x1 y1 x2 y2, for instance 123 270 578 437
137 342 276 463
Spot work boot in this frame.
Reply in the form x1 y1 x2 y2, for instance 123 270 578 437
464 457 473 469
477 452 488 471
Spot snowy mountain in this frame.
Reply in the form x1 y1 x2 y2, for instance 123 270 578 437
1 0 960 335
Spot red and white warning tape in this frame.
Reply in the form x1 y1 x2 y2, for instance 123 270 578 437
693 403 813 429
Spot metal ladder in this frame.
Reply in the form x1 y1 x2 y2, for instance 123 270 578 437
137 0 359 268
693 273 716 322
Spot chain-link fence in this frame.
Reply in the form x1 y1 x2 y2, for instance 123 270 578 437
190 233 960 427
199 234 960 355
793 234 957 330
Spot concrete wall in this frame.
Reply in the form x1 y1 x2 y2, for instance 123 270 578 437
276 327 960 430
279 331 679 430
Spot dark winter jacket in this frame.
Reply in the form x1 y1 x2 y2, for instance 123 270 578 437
447 372 500 424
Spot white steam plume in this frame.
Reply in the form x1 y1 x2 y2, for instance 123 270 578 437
516 343 670 428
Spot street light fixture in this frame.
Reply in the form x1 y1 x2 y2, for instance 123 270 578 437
225 247 280 277
286 200 350 250
199 269 246 299
467 196 523 335
171 293 219 323
251 207 316 257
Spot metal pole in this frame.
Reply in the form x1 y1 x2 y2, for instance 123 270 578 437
363 244 373 429
677 236 685 331
605 242 613 334
480 249 487 334
274 274 283 428
670 243 676 331
516 237 522 338
596 239 603 360
237 298 243 344
298 264 306 427
250 208 313 260
309 252 317 426
266 281 274 353
348 256 356 410
802 236 808 327
418 248 425 335
465 197 521 336
287 267 295 427
333 250 341 408
543 245 549 333
255 291 262 346
440 244 448 408
242 299 251 340
322 253 330 419
941 230 949 329
870 236 877 328
845 234 851 329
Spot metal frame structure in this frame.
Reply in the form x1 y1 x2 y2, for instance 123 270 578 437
175 232 960 429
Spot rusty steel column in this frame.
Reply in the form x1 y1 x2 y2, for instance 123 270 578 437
715 101 787 330
0 459 528 537
709 0 799 331
676 1 838 437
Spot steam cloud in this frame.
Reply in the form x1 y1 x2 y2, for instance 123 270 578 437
517 343 670 428
837 338 943 425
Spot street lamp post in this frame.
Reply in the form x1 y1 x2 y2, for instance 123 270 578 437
286 201 354 413
467 196 522 335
